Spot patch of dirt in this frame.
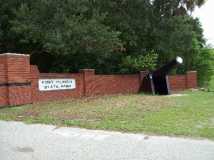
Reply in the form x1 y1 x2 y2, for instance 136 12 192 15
53 112 102 122
14 147 34 153
16 110 40 120
167 94 187 97
209 118 214 127
23 110 40 117
195 123 205 129
144 136 150 140
134 96 176 112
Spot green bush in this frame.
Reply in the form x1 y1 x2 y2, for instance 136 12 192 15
193 48 214 87
207 49 214 91
120 51 158 73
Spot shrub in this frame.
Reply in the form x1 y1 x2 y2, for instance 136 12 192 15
120 51 158 73
193 48 214 87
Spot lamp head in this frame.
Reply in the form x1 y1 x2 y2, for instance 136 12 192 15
176 56 183 64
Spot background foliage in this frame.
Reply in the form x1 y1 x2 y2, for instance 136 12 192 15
207 49 214 90
0 0 212 86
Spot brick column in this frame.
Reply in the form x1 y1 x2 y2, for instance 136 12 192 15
186 71 197 89
0 53 32 107
30 65 40 103
0 54 8 106
80 69 95 97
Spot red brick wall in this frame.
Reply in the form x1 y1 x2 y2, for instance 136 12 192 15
6 55 30 83
0 53 198 107
168 75 187 91
8 85 32 106
0 55 8 106
31 69 84 102
93 74 140 95
31 68 140 102
0 55 7 83
186 71 197 89
168 71 197 91
0 87 8 106
85 74 140 96
0 53 32 106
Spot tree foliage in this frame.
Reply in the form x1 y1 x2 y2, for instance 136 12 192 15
10 0 123 72
0 0 211 85
195 48 214 88
120 51 158 73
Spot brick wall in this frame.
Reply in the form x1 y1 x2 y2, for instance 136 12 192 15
0 53 198 107
0 54 32 106
0 55 8 106
168 75 187 91
31 66 84 102
168 71 198 91
0 86 8 106
80 69 141 96
186 71 197 89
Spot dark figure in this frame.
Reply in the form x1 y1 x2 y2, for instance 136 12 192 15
142 57 183 95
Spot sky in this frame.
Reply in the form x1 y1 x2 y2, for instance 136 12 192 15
193 0 214 47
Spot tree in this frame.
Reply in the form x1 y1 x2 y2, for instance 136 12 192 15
193 48 214 87
10 0 122 72
0 0 26 52
120 51 158 73
0 0 210 85
181 0 206 12
152 16 205 70
152 0 207 16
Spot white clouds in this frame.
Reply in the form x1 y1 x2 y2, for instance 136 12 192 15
193 0 214 46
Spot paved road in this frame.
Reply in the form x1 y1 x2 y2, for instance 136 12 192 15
0 121 214 160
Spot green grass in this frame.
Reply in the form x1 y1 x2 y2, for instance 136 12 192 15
208 74 214 91
0 91 214 139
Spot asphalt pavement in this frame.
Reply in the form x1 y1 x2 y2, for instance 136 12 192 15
0 120 214 160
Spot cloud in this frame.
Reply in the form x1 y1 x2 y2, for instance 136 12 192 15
193 0 214 47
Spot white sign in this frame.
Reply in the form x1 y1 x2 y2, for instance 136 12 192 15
39 79 76 91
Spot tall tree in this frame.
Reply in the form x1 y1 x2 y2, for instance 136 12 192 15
0 0 210 82
10 0 123 72
152 0 207 16
181 0 206 12
0 0 26 52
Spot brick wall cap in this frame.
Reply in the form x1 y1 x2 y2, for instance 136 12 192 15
140 70 149 73
187 71 197 73
80 69 95 72
0 53 30 57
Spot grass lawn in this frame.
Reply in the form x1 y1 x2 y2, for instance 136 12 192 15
208 74 214 91
0 91 214 139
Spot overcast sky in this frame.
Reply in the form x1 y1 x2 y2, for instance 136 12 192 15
193 0 214 47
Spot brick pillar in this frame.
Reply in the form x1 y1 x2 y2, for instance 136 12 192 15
80 69 95 97
186 71 197 89
30 65 40 103
0 53 32 107
0 54 8 106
